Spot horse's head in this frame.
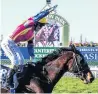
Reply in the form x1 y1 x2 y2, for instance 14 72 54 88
33 45 94 86
67 45 94 84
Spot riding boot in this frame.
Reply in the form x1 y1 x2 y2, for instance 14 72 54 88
6 68 15 88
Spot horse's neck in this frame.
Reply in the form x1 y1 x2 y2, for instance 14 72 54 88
45 54 68 82
44 50 74 84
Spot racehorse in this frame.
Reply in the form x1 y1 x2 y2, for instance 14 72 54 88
1 45 94 93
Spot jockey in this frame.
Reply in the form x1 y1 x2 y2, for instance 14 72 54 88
1 5 57 88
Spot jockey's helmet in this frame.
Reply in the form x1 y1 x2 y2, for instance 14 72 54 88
34 18 47 31
38 17 47 24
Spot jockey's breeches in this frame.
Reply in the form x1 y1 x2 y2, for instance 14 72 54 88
1 37 24 66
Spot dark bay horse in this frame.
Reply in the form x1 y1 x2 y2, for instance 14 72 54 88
1 45 94 93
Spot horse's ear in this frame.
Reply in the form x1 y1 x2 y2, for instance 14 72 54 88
70 44 76 53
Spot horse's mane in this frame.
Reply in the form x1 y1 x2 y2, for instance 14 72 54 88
36 46 84 66
37 47 73 66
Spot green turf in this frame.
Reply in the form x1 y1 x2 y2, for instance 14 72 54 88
52 77 98 93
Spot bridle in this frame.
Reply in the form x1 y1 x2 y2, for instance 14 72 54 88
69 54 83 75
69 45 88 77
69 52 90 79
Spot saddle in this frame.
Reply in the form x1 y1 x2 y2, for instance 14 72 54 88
16 63 35 81
16 63 49 84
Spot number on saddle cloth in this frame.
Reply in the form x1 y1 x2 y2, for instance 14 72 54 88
0 65 9 88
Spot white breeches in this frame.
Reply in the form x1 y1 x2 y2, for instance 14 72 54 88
1 37 24 66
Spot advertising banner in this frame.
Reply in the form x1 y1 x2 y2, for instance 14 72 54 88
1 47 98 62
77 47 98 61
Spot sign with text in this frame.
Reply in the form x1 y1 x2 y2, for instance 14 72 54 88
77 47 98 61
1 47 98 62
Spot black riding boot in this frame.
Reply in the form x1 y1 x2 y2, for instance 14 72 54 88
6 68 15 88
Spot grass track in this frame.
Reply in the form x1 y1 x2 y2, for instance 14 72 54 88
52 77 98 93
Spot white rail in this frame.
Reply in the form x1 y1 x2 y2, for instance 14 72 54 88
90 66 98 78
